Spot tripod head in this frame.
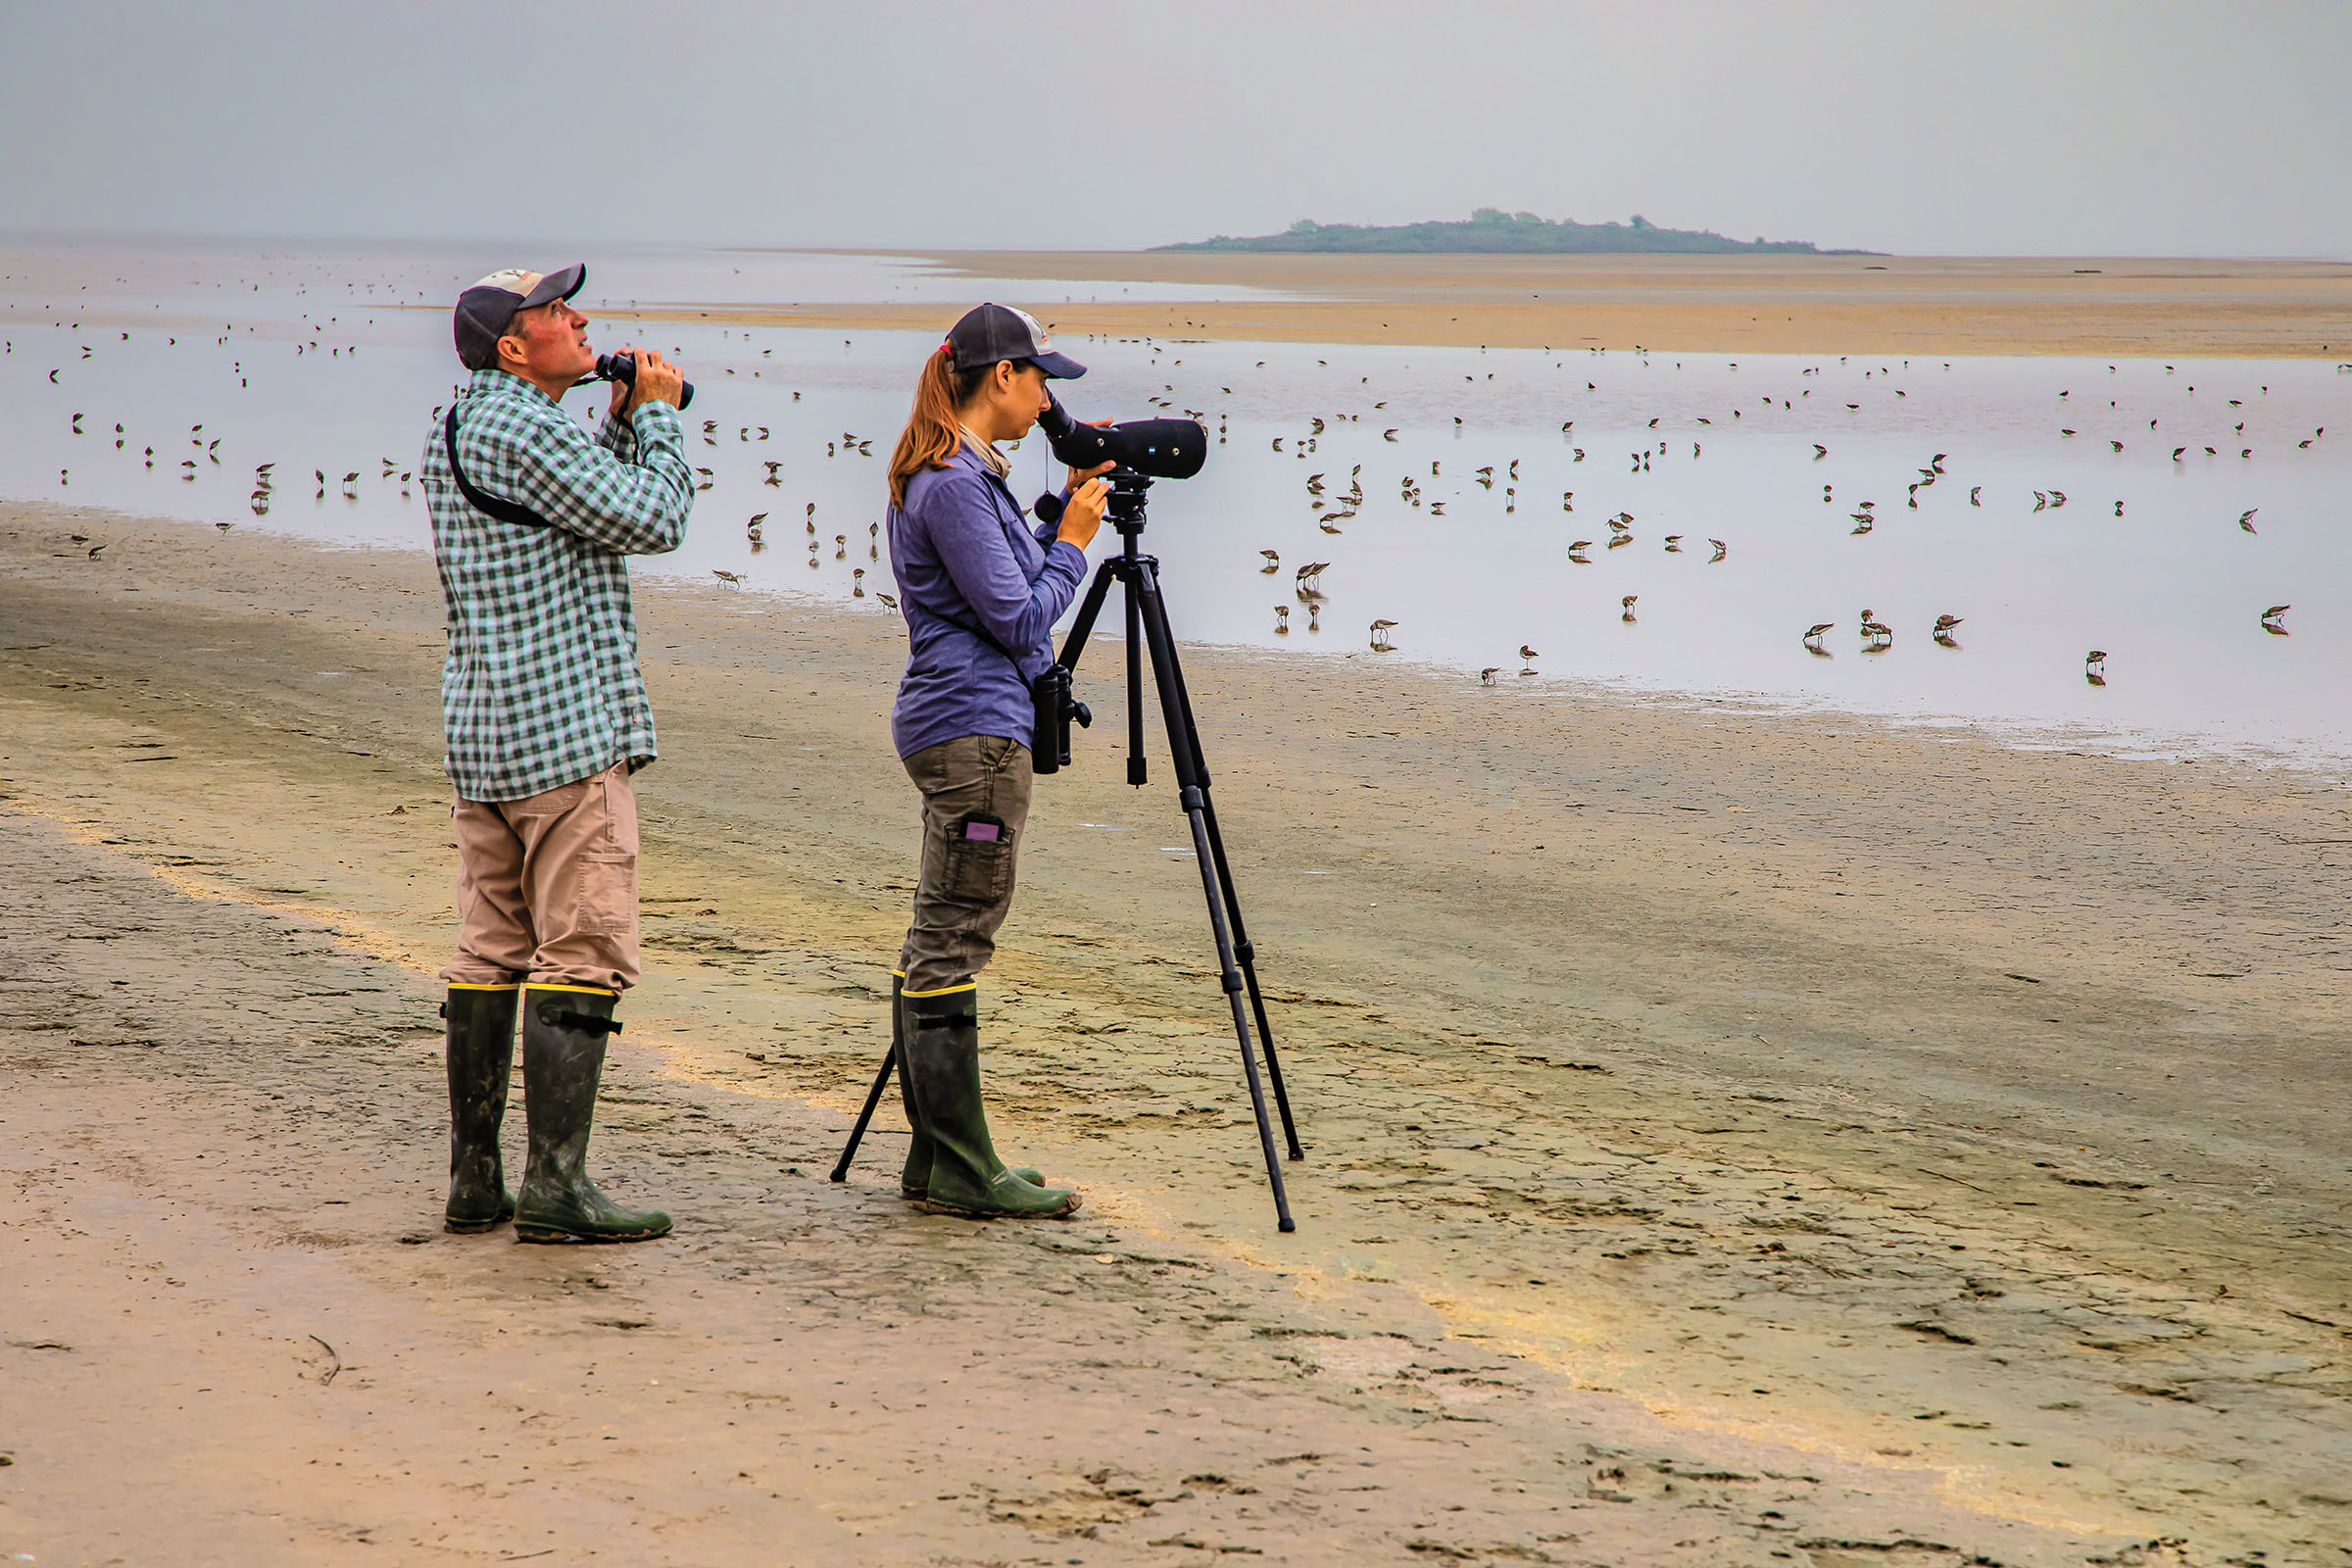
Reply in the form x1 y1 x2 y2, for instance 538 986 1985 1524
1104 470 1154 535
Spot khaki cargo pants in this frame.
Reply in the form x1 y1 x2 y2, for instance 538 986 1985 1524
440 761 642 993
898 735 1033 997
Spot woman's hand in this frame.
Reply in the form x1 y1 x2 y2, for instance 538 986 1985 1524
1057 473 1110 550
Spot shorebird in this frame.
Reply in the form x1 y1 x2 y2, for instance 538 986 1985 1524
1933 614 1963 643
1707 538 1727 562
1480 667 1499 686
1567 541 1592 563
1803 622 1835 648
1274 605 1289 632
1518 644 1540 674
1306 603 1321 632
2238 509 2258 533
1295 561 1330 595
1621 595 1639 621
1850 514 1874 535
1260 550 1280 572
852 568 866 597
1369 618 1397 650
711 569 743 587
1860 611 1892 648
2261 604 2290 634
1383 428 1398 442
1813 444 1828 459
1663 534 1683 552
2085 650 2107 684
2172 448 2185 461
2110 440 2124 453
2049 490 2067 508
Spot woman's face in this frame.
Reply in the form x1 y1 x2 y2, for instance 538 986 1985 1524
971 361 1051 441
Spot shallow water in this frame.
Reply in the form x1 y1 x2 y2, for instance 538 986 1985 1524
5 239 2347 769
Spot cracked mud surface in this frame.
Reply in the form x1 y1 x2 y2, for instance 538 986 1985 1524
2 504 2347 1565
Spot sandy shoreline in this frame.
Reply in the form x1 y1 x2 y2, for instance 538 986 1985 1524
605 251 2352 359
4 501 2349 1564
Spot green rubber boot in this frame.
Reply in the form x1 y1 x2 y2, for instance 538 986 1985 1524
903 988 1079 1220
514 988 671 1245
442 985 518 1233
894 973 1044 1200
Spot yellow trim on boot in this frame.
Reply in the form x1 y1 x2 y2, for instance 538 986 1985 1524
524 983 619 998
447 981 522 992
891 969 906 980
901 980 977 1000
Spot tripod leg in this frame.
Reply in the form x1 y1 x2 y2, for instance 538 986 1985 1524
1055 556 1121 672
1198 801 1304 1160
1124 560 1148 787
829 1044 898 1183
1131 561 1296 1232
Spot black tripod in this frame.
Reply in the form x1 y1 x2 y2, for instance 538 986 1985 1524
830 473 1305 1231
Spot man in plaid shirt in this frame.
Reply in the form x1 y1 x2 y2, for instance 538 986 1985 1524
421 264 694 1244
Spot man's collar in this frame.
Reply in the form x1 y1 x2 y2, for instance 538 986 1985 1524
470 366 559 408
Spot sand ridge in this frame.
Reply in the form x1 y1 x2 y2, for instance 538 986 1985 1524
612 250 2352 359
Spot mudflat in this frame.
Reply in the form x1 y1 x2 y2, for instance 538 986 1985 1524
643 251 2352 360
3 503 2348 1565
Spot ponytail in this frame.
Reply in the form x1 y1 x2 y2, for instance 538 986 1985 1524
888 344 994 509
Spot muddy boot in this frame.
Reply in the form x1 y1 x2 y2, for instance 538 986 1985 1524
895 974 1044 1201
514 988 671 1244
902 988 1079 1220
442 985 518 1233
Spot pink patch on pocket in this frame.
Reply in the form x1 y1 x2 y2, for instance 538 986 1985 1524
963 821 1002 841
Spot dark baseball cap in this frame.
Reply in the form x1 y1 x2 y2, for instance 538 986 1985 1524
452 264 586 370
945 302 1085 379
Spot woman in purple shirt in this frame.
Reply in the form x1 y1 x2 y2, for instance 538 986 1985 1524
879 304 1109 1220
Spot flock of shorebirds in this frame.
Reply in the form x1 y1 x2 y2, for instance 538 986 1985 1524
20 298 2328 701
1226 357 2325 687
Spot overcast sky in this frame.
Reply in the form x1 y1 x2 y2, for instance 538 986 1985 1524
3 1 2345 258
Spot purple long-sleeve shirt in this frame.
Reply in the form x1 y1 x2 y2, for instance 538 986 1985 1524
888 442 1088 760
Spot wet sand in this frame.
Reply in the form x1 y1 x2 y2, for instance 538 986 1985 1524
3 502 2349 1565
641 252 2352 359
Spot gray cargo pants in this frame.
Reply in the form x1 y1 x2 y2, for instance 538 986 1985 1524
898 735 1034 998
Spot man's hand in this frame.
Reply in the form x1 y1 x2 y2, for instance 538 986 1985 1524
1056 475 1109 551
609 347 686 417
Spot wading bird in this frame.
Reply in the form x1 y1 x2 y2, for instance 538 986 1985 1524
2261 604 2290 634
1480 667 1499 685
1518 644 1540 673
1259 550 1279 572
1707 538 1727 563
1369 618 1397 650
2239 509 2259 534
1621 595 1638 621
1933 614 1963 644
2084 649 2107 684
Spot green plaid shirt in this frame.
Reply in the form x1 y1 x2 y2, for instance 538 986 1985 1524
421 368 695 802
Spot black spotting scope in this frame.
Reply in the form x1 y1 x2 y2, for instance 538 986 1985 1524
592 352 695 412
1037 391 1204 479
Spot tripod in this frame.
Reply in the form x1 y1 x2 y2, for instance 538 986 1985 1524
831 474 1305 1231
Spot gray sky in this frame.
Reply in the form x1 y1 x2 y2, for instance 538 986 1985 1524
4 1 2346 258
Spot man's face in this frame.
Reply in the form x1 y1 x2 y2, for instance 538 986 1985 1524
498 299 595 383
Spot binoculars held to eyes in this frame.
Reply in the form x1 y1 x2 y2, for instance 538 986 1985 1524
591 352 695 412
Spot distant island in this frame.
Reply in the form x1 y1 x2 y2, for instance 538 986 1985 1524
1154 209 1872 256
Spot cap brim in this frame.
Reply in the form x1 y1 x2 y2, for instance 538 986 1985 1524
1034 349 1086 379
517 263 585 311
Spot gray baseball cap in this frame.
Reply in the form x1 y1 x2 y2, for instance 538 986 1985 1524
945 302 1085 379
452 264 586 370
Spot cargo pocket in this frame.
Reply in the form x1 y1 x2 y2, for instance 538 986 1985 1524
942 811 1014 906
578 769 640 934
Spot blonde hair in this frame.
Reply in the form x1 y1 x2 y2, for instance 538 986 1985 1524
887 344 1001 509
